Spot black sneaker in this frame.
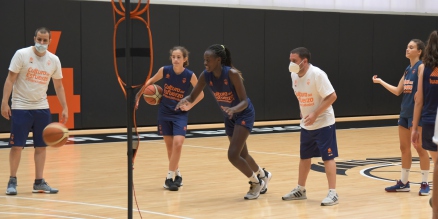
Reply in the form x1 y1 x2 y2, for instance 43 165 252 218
163 178 178 191
174 176 183 187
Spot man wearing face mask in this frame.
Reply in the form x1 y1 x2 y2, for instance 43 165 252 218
1 27 68 195
282 47 339 206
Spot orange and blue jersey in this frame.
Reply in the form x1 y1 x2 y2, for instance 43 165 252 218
203 65 254 117
203 65 255 136
400 60 421 118
422 66 438 124
158 65 193 121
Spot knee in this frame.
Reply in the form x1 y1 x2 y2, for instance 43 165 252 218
227 150 240 163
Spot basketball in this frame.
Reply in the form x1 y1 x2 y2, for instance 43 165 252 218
143 84 163 105
43 122 69 147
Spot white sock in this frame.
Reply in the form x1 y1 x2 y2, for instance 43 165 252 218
256 167 265 178
329 189 336 193
176 168 182 177
401 168 410 184
297 185 305 191
421 170 430 183
166 171 174 179
249 173 260 183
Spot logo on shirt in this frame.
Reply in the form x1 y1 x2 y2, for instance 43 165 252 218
224 79 228 85
166 74 170 79
47 60 51 66
29 57 33 63
412 69 416 74
209 81 213 86
182 78 186 83
430 68 438 84
307 79 310 85
294 80 297 87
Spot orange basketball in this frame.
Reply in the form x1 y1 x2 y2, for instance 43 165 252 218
43 122 69 147
143 84 163 105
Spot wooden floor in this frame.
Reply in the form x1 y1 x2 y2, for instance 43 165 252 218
0 118 434 218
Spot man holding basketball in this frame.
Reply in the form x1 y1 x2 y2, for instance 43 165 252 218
282 47 339 206
1 27 68 195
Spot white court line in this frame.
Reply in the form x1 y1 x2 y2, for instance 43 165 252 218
0 196 193 219
359 163 398 182
0 204 110 219
0 212 83 219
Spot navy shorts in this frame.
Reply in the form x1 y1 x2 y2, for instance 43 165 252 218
158 120 187 136
398 116 422 129
9 109 51 147
422 123 437 151
224 107 255 137
300 124 338 161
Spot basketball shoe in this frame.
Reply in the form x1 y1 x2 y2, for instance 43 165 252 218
174 176 183 187
419 182 430 196
244 180 265 200
5 177 17 195
385 180 410 192
163 178 178 191
282 186 307 200
33 179 58 193
259 168 272 194
321 190 339 206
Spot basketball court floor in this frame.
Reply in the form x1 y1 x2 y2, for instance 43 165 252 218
0 116 433 218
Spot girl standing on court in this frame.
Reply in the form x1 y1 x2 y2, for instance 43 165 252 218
410 31 438 218
135 46 204 191
373 39 431 195
175 44 272 200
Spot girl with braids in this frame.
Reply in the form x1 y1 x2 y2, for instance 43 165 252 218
373 39 431 195
411 31 438 218
175 44 272 200
135 46 204 191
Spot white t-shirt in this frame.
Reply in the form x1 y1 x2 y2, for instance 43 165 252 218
291 64 335 130
8 46 63 109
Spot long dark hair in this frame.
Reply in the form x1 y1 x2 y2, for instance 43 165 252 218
423 31 438 69
206 44 242 79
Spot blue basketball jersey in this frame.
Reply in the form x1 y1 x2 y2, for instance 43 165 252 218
422 66 438 124
158 65 193 121
203 65 254 118
400 60 421 118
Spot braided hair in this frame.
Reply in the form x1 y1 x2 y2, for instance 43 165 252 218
206 44 243 79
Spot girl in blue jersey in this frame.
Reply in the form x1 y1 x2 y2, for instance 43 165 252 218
373 39 431 195
411 31 438 217
135 46 204 191
175 44 272 200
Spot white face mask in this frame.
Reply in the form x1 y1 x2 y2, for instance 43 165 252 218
289 60 304 73
35 42 48 53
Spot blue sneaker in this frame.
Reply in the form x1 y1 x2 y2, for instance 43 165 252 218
385 180 410 192
419 182 430 196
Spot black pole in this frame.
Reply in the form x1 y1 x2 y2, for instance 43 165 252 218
125 0 133 218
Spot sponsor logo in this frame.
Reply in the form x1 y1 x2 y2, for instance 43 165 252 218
224 79 228 85
182 78 186 83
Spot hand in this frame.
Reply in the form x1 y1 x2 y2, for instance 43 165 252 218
175 97 190 111
372 75 382 84
303 112 316 126
411 129 420 149
61 108 68 124
1 102 11 120
179 103 192 111
221 106 235 119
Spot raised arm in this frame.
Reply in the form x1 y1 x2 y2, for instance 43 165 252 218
372 74 404 96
